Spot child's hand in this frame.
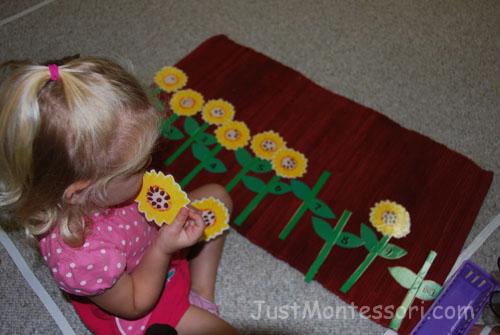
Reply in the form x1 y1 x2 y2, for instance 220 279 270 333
154 207 205 255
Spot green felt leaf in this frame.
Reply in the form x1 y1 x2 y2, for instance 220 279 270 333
250 159 273 173
361 223 378 252
204 158 227 173
389 266 417 289
242 176 266 193
191 142 210 161
161 118 171 133
235 148 253 167
184 117 200 136
312 217 333 241
162 124 184 140
269 182 291 195
290 180 311 200
143 85 155 96
337 232 364 248
379 243 407 260
416 280 442 301
144 86 165 111
309 199 336 219
195 133 217 146
152 97 166 111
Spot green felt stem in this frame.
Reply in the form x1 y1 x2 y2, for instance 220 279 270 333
305 210 352 283
340 234 391 293
279 171 331 240
180 144 223 188
390 250 437 331
234 175 281 226
164 122 210 166
225 157 260 192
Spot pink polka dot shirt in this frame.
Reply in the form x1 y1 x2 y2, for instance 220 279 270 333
39 202 158 296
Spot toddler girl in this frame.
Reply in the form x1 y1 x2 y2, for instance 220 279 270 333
0 57 238 335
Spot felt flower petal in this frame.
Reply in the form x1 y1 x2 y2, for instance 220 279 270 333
369 200 410 238
271 148 308 179
190 197 230 241
251 131 286 161
170 89 205 116
135 170 190 226
202 99 235 125
215 120 251 150
154 66 187 92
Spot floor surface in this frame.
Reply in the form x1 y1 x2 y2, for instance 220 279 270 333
1 1 499 334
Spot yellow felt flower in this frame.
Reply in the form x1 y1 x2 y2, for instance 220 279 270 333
251 131 286 161
271 148 308 179
154 66 187 92
169 89 205 116
202 99 235 125
369 200 410 238
135 170 190 226
191 197 230 242
215 120 251 150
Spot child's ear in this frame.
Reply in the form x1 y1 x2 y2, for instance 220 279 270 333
64 181 91 205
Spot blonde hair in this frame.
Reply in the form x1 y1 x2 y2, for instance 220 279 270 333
0 57 161 247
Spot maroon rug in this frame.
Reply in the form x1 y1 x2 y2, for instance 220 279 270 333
151 35 493 334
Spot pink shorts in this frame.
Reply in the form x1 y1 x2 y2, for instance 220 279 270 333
71 255 217 335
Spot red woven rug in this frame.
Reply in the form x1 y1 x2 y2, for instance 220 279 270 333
151 35 493 334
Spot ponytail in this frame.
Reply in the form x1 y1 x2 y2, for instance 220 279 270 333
0 57 160 246
0 63 51 212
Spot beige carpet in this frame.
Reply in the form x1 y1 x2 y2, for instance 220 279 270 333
1 1 499 334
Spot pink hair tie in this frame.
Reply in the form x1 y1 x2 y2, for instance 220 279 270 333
48 64 60 81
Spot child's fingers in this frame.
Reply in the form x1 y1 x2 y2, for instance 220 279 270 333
169 207 189 232
187 209 204 227
185 209 205 237
185 207 201 228
187 204 202 216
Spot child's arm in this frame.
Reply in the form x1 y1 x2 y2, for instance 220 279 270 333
90 207 204 319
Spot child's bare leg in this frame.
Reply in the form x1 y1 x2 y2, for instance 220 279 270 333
187 184 233 302
188 233 226 301
176 305 238 335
